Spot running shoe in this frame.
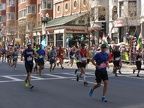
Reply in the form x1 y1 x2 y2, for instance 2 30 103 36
102 97 107 102
137 74 140 77
133 69 135 74
29 84 34 89
89 88 93 97
61 67 64 69
76 75 79 81
84 81 88 86
24 80 28 87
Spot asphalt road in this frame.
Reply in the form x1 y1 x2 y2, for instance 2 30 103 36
0 60 144 108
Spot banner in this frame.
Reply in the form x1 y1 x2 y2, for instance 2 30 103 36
14 38 21 48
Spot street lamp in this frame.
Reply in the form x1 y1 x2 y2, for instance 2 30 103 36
40 12 49 45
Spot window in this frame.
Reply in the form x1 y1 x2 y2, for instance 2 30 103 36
38 4 41 13
65 3 68 10
128 1 136 18
48 34 54 46
7 12 15 20
0 4 6 10
0 16 6 22
56 34 63 47
83 0 87 5
119 2 124 17
19 0 26 4
112 6 117 20
8 0 15 6
57 6 60 12
74 0 78 8
27 5 36 14
41 0 52 9
98 7 105 21
19 9 26 18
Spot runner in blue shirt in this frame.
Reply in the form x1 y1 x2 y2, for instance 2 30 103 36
49 46 57 73
36 44 45 77
21 42 37 89
11 48 18 70
89 44 109 102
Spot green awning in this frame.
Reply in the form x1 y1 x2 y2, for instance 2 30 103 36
46 12 87 28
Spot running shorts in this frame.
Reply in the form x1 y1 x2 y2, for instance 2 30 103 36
95 70 108 83
25 62 33 73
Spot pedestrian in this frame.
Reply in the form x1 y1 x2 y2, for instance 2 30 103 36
89 44 109 102
21 42 37 89
133 48 142 77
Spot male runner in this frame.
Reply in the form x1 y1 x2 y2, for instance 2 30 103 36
36 44 45 77
89 44 109 102
21 42 37 89
49 46 57 73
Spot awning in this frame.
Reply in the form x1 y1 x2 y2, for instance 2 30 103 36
46 12 88 28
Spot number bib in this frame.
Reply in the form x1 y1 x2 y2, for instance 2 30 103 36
115 57 120 61
39 55 43 59
100 63 107 68
27 56 32 61
14 56 17 59
138 58 142 61
81 57 87 63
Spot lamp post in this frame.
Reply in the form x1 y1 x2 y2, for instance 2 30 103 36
40 12 49 46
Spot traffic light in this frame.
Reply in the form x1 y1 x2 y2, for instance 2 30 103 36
101 22 106 34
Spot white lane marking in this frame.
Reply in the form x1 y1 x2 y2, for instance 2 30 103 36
45 74 65 78
31 75 43 79
71 79 104 86
3 76 23 81
0 77 76 83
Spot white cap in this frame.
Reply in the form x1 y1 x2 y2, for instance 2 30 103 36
27 42 31 45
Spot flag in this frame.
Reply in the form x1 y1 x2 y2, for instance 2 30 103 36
137 31 142 50
102 32 108 46
41 38 46 49
135 31 139 40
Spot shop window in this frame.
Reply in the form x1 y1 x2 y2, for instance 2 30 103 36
56 34 63 47
48 34 54 46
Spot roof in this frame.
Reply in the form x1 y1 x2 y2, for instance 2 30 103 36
46 12 88 28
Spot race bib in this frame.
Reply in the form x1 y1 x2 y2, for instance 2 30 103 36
14 56 17 59
100 63 107 68
81 57 87 63
39 55 43 58
115 57 120 61
138 58 142 61
27 56 32 61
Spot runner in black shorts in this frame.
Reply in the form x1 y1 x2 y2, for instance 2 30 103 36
21 42 37 89
36 44 45 77
112 45 121 77
89 44 109 102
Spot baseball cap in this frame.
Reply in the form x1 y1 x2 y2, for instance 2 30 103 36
101 44 107 48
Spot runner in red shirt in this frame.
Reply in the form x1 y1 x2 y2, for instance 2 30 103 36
57 45 64 69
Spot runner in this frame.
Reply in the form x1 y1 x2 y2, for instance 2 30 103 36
57 45 64 69
133 48 142 77
75 48 82 81
11 48 18 70
79 43 88 86
36 44 45 77
21 42 37 89
34 44 39 73
112 45 122 77
68 47 75 68
2 46 6 63
49 46 57 73
89 44 109 102
9 47 13 66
